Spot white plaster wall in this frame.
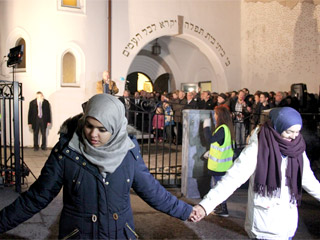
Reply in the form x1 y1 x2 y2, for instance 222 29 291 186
0 0 109 147
128 37 221 92
3 0 318 148
111 0 241 94
128 55 166 81
241 1 320 94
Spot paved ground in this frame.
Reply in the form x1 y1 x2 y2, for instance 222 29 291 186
0 148 319 239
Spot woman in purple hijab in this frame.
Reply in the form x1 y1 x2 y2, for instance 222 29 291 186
192 107 320 240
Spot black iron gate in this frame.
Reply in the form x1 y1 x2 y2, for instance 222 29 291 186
126 106 182 188
0 80 27 192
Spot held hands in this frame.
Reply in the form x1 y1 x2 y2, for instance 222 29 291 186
188 205 206 222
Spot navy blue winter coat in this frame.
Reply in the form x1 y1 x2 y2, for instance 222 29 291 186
0 130 192 239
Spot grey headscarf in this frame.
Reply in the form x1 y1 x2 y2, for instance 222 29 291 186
69 94 135 177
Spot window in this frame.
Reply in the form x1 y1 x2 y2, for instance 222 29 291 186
15 38 26 71
59 42 85 88
62 0 79 8
181 83 198 93
62 52 76 86
57 0 86 14
199 81 212 92
6 28 30 75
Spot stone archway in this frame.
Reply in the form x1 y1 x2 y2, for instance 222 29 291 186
125 34 228 94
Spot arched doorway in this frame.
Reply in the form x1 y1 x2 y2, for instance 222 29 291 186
153 73 170 93
125 35 228 95
126 72 154 94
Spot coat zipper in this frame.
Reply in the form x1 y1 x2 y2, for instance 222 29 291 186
126 223 139 239
62 228 80 240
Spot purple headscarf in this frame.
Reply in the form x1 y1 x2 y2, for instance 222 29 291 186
269 107 302 134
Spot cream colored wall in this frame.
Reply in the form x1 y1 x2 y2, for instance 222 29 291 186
1 0 318 147
241 0 320 94
111 0 242 94
0 0 109 147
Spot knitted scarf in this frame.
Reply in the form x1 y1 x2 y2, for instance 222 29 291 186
254 121 306 205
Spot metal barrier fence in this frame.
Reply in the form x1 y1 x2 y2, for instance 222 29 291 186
126 108 182 187
0 80 28 192
123 97 320 187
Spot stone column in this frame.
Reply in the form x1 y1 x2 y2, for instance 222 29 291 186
181 109 214 198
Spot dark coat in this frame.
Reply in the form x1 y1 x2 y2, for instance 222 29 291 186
131 98 143 112
28 98 51 129
197 99 215 110
0 118 192 239
184 99 198 110
118 97 133 110
172 98 187 123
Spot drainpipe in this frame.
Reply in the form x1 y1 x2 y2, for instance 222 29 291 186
108 0 112 77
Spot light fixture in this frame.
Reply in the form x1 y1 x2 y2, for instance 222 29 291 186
152 39 161 56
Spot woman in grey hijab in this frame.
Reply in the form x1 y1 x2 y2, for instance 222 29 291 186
0 94 195 239
69 93 136 178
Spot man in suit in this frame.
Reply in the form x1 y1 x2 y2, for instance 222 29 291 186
28 91 51 151
184 91 198 109
96 70 119 95
197 91 215 110
131 91 143 130
119 90 134 125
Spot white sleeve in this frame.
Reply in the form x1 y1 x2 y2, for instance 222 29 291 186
203 118 211 128
301 152 320 201
199 128 259 215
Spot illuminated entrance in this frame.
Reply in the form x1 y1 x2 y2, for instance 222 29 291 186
126 72 153 93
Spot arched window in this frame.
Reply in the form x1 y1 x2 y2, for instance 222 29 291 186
15 38 26 71
62 52 76 86
59 43 84 88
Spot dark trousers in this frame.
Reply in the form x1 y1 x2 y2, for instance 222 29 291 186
175 122 183 145
165 125 173 143
209 171 227 204
153 128 164 140
34 117 46 149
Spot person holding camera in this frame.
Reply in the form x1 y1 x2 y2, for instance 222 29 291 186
230 90 249 148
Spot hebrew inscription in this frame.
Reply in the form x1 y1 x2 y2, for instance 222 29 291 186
122 19 231 67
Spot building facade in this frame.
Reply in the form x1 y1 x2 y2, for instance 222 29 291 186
0 0 319 147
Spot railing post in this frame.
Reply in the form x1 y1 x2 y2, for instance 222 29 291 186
13 81 21 193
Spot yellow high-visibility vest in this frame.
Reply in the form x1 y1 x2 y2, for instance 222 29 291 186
208 124 234 172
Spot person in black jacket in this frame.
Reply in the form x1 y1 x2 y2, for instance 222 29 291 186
28 91 51 150
274 91 288 108
118 90 134 125
0 94 196 239
184 91 198 109
197 91 215 110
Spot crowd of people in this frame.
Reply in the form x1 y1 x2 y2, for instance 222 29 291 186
118 87 319 147
1 86 319 239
